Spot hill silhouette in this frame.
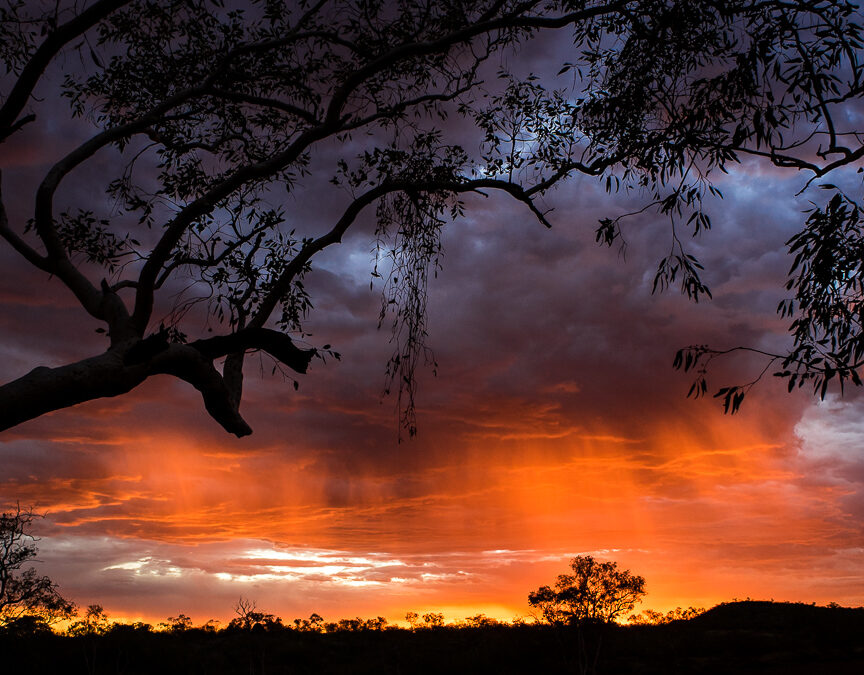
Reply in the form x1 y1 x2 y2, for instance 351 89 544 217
614 601 864 674
692 599 864 630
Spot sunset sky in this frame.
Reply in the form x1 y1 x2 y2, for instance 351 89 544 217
1 3 863 628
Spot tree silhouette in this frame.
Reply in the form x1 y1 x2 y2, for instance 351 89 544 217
1 1 863 436
529 555 646 675
292 612 324 632
67 604 111 636
227 597 283 632
404 611 420 630
421 611 446 628
628 605 706 625
528 555 646 626
0 504 75 627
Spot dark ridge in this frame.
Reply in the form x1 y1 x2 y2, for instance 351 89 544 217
691 600 864 630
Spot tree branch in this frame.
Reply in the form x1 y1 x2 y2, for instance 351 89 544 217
0 0 132 141
129 2 628 333
0 170 52 273
323 0 627 124
131 122 337 332
343 84 476 130
31 89 211 321
191 327 314 374
150 346 253 437
206 88 321 126
250 172 577 328
0 351 148 433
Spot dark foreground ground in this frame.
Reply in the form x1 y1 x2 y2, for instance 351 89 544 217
2 601 862 674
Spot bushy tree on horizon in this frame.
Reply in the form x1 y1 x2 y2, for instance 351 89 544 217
528 555 646 626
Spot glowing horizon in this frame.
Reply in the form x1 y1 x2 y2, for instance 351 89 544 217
9 384 862 626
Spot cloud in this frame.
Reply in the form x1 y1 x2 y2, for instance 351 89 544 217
795 395 864 464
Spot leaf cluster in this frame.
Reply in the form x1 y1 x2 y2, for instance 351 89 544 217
778 189 864 397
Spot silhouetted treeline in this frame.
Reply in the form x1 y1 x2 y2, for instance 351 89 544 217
1 601 862 674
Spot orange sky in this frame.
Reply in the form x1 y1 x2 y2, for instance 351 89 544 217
2 337 862 625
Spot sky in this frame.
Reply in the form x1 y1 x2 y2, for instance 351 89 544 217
1 3 863 628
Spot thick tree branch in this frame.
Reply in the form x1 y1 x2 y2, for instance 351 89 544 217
222 351 245 411
732 140 864 176
150 346 253 437
0 351 149 433
191 327 314 374
0 339 267 437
